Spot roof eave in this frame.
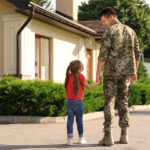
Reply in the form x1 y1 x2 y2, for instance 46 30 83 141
8 0 102 38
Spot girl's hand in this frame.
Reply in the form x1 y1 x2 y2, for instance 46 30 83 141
97 80 101 85
130 74 137 84
98 76 102 85
97 78 102 85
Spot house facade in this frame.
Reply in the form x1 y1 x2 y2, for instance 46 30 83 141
0 0 103 83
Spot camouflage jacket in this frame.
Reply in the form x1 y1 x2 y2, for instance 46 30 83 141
98 20 142 76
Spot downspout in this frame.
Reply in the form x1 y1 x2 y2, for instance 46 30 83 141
16 6 34 78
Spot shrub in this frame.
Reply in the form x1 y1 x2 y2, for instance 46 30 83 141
0 76 150 116
0 76 66 116
137 62 148 80
83 86 104 113
128 84 142 106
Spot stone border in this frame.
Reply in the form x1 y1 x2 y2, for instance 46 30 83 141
0 105 150 124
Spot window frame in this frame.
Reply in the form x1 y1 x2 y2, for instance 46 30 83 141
35 34 50 80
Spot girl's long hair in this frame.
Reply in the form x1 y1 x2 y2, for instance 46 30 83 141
64 60 82 96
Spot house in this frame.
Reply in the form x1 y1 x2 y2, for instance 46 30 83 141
0 0 104 83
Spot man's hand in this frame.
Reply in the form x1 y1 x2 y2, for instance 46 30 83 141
96 75 102 85
96 74 100 82
130 74 137 84
96 79 101 85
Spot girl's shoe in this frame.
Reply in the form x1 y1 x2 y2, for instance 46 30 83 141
66 138 73 145
79 137 87 144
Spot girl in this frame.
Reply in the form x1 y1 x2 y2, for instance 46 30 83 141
64 60 101 145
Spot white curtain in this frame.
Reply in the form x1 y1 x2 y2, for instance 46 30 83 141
35 38 39 78
41 38 50 80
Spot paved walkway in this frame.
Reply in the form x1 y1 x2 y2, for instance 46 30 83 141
0 109 150 150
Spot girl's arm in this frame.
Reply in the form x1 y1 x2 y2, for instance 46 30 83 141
83 80 101 89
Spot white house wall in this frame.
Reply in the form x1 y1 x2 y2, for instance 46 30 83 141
78 38 87 76
53 38 79 83
21 26 35 79
30 18 100 83
2 14 26 75
0 0 17 78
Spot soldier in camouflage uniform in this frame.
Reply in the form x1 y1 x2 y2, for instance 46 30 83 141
96 7 141 146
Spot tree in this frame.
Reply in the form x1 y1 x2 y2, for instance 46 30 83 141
79 0 150 53
31 0 51 9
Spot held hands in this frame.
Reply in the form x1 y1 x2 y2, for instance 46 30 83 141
96 74 100 83
96 76 102 85
130 74 137 84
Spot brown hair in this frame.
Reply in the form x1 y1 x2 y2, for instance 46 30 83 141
64 60 82 96
100 7 117 18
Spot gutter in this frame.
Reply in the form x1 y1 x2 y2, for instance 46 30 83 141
30 2 98 36
16 6 34 78
20 2 102 38
6 0 34 78
30 2 100 37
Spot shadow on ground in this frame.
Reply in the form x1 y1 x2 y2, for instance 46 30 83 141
130 110 150 116
0 141 125 150
0 144 107 150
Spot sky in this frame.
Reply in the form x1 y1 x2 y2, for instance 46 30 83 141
51 0 150 9
146 0 150 4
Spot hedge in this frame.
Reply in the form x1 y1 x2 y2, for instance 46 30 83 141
0 76 150 116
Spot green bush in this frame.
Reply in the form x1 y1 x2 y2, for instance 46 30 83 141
0 76 150 117
128 84 142 107
137 62 148 80
83 86 104 113
0 76 66 116
128 83 150 106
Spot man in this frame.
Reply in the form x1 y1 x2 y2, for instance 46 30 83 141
96 7 141 146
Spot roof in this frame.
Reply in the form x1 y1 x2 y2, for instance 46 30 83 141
79 20 106 33
7 0 103 39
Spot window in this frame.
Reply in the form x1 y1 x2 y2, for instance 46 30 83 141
35 35 50 80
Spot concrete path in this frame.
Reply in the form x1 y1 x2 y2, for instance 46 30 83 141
0 109 150 150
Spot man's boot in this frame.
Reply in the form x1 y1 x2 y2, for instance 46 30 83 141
120 127 128 144
99 128 114 146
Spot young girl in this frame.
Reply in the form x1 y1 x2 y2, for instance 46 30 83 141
64 60 101 145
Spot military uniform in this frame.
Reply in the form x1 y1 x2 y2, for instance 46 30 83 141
98 21 141 128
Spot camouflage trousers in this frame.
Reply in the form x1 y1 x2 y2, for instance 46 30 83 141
103 75 130 128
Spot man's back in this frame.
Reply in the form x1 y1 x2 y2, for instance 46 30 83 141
99 21 141 76
97 7 142 146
